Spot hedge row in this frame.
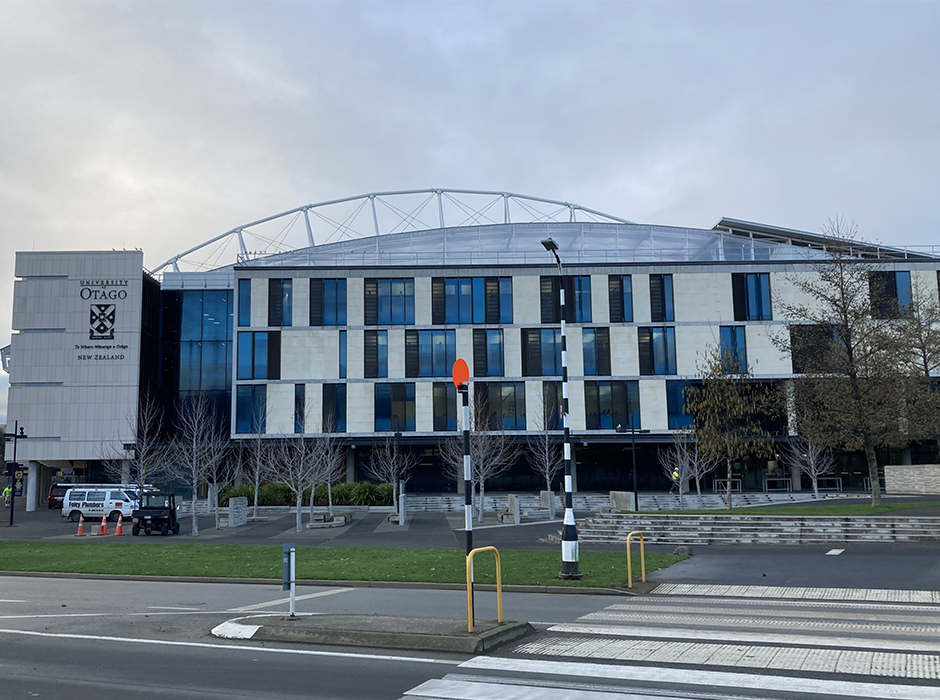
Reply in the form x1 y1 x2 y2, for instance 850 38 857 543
219 481 394 507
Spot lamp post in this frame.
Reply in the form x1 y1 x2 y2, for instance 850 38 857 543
5 421 27 527
626 426 650 512
541 238 581 580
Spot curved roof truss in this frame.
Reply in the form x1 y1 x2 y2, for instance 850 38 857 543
152 189 633 275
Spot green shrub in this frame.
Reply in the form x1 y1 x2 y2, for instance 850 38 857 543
350 481 381 506
259 482 295 506
219 483 254 507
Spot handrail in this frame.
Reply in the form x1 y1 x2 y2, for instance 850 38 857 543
626 530 646 589
466 546 503 633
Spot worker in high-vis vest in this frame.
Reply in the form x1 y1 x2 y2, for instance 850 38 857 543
670 469 680 494
3 485 11 507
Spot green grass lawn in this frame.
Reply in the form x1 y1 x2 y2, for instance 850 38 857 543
637 501 940 516
0 542 685 588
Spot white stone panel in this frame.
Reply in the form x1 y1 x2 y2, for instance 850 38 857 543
567 379 586 431
281 329 338 380
504 327 522 378
566 327 584 377
414 276 431 325
346 330 364 379
346 382 374 433
305 383 323 432
266 383 295 434
675 272 733 322
747 325 791 375
251 277 267 327
676 325 722 376
347 278 364 326
388 328 405 378
610 327 638 376
455 328 474 375
293 276 309 327
514 274 541 325
633 274 651 323
415 382 435 432
590 274 609 323
640 379 668 431
524 380 545 431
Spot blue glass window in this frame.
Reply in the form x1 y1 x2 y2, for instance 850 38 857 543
666 380 696 429
650 274 674 322
322 279 347 325
323 384 347 432
584 381 640 430
486 330 503 377
179 342 201 391
367 278 414 325
437 277 513 324
638 327 677 375
237 331 278 380
253 332 268 379
719 326 748 373
237 280 251 327
733 273 772 321
201 341 229 391
542 329 562 375
897 271 912 312
573 276 592 322
433 383 457 431
475 382 526 430
180 291 203 341
235 385 266 434
268 279 292 327
374 383 416 432
339 330 347 379
407 330 456 378
583 329 597 376
294 384 305 433
237 332 253 380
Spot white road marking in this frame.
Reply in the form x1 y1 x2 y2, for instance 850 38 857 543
228 587 352 611
826 548 845 556
405 677 650 699
461 657 940 700
212 621 261 639
548 622 940 653
0 599 26 603
0 627 458 665
147 606 201 611
653 583 940 603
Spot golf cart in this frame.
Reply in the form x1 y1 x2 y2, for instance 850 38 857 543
131 492 180 536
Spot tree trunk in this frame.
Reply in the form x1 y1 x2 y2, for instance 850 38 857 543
478 482 485 523
191 495 199 537
213 484 221 529
678 477 684 511
725 460 733 510
546 476 555 519
327 482 334 518
253 476 260 519
392 482 398 510
295 492 303 533
812 476 819 499
864 440 883 506
695 477 702 497
309 483 315 525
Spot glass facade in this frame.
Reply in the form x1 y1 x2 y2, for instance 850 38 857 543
475 382 526 430
522 328 562 376
237 331 280 380
650 274 674 322
294 384 305 433
433 276 513 324
582 328 611 376
719 326 748 373
235 384 266 434
584 381 640 430
237 280 251 327
178 290 234 393
364 330 388 378
365 278 415 325
268 279 292 327
608 275 633 323
323 384 347 432
433 382 457 431
339 330 347 379
310 278 347 326
638 327 677 375
666 380 695 429
406 330 456 377
374 383 416 432
733 273 772 321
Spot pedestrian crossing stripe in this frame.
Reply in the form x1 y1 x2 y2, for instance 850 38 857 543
459 657 940 700
652 583 940 603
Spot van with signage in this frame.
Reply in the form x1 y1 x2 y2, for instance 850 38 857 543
61 488 138 522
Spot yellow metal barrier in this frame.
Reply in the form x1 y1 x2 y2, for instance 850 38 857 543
466 546 503 633
626 530 646 589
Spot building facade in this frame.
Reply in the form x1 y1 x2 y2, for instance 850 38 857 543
5 194 938 508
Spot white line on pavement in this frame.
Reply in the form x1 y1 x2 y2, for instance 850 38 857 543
460 657 940 700
228 587 352 611
826 549 845 556
0 600 26 603
548 622 940 653
147 606 202 611
0 627 458 666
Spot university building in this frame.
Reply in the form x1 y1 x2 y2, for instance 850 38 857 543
4 190 937 509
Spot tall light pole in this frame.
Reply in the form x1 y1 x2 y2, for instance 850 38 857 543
541 238 581 580
5 421 27 527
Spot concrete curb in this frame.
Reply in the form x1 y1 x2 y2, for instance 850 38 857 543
211 614 535 654
0 570 637 596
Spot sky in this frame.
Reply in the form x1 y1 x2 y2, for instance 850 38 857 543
2 0 939 423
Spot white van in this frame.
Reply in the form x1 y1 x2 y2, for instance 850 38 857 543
61 488 138 522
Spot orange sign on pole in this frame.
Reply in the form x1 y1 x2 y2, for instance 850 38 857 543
452 359 469 387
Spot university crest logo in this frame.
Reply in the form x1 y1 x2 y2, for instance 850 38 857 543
90 304 116 340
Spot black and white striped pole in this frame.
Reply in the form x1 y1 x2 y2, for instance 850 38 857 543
452 359 474 614
542 238 582 580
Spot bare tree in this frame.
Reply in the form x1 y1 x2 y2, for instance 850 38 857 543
242 400 275 518
781 437 838 498
658 432 721 505
272 426 318 533
684 346 780 509
102 392 168 504
526 393 563 519
165 393 229 537
440 392 521 522
363 434 420 510
311 427 346 520
776 217 912 506
207 444 238 529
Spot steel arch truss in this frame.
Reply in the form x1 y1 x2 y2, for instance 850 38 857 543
151 189 633 275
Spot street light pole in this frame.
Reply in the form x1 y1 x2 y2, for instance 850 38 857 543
541 238 581 580
6 421 27 527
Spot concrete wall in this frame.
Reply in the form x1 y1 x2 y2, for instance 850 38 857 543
885 465 940 495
